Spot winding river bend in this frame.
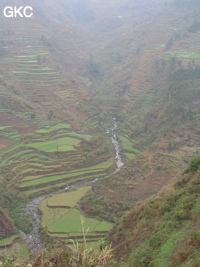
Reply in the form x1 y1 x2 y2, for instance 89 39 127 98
21 120 123 254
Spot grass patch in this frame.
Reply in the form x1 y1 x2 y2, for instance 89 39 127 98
66 132 91 139
12 71 29 74
1 131 21 141
124 153 136 160
0 126 13 130
20 169 107 187
153 229 186 267
119 135 141 154
47 186 91 207
0 235 18 247
165 49 200 59
19 78 65 83
35 123 70 133
25 137 80 152
21 157 113 186
39 199 69 228
48 209 113 233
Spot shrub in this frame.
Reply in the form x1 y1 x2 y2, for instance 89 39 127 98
188 155 200 172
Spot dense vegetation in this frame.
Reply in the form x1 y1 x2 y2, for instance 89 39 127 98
110 155 200 266
0 239 116 266
80 193 130 222
0 209 15 240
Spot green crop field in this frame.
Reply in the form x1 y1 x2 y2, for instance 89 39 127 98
25 173 104 196
1 131 21 141
1 126 114 193
40 188 104 230
48 209 113 233
119 135 141 154
48 232 104 238
0 235 19 247
65 132 91 139
124 153 136 160
20 169 106 188
39 199 69 228
164 49 200 59
39 185 113 245
20 157 113 188
47 186 92 207
25 137 80 152
0 126 13 130
35 123 71 133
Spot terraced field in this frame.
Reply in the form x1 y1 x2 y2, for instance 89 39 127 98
119 135 141 160
35 123 70 133
25 136 80 152
1 51 74 109
0 121 114 196
0 14 106 202
0 235 19 248
164 49 200 59
0 117 114 249
47 186 92 208
0 19 91 131
39 188 113 244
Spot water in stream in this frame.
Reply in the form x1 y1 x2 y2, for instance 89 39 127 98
21 119 123 254
107 118 124 170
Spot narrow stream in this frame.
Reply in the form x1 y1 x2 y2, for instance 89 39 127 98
107 118 124 170
21 119 123 254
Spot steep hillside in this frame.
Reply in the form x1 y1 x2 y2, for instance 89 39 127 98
0 156 199 267
89 0 200 108
0 208 15 241
0 0 115 247
0 0 168 239
110 155 200 266
36 0 167 96
80 0 200 220
0 0 100 130
0 0 200 260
